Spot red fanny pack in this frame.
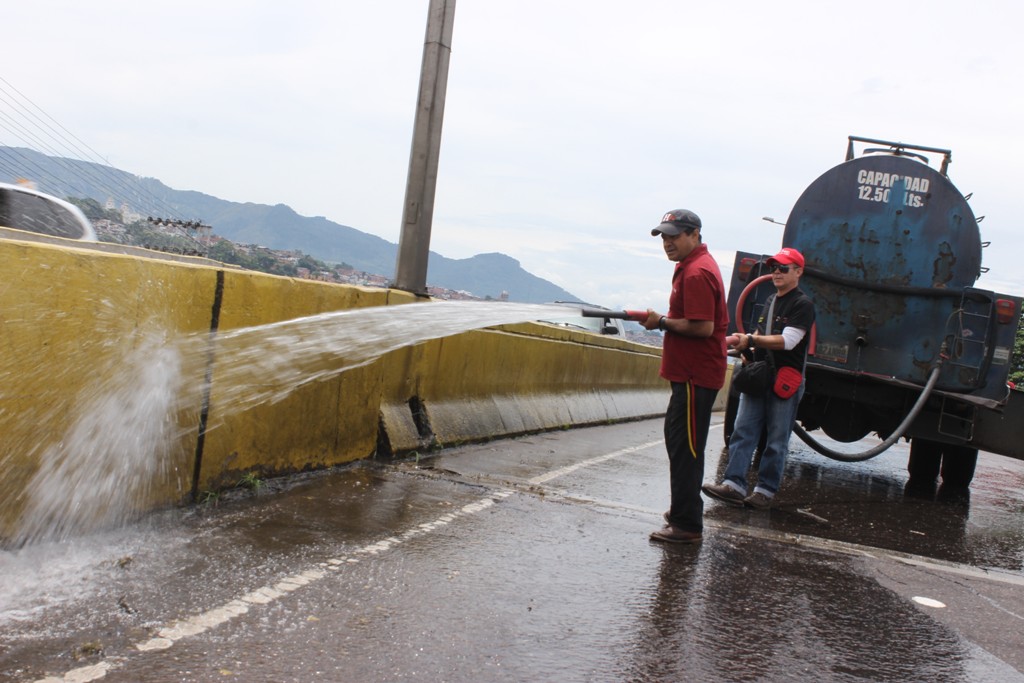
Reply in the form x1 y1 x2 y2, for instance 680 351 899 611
773 366 803 399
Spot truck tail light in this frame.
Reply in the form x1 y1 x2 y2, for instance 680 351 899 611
737 257 758 281
995 299 1016 324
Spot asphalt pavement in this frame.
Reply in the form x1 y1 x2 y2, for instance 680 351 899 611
2 416 1023 682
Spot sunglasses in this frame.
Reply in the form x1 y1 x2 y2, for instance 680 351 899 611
769 264 793 274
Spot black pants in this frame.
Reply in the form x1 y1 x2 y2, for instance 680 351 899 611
664 380 718 533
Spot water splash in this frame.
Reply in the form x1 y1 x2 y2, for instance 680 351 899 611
12 333 188 546
6 301 586 545
199 301 572 411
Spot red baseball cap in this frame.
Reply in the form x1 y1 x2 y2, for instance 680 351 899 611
766 247 805 268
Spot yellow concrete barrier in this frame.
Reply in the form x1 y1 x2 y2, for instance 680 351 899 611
0 237 686 541
377 323 669 453
0 239 216 539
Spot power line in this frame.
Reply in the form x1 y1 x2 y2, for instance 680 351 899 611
0 121 98 200
0 76 217 255
0 76 173 213
0 76 190 221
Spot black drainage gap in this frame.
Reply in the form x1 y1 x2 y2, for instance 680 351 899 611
190 269 225 502
409 396 433 441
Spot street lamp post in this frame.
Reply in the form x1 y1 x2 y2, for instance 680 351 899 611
392 0 457 295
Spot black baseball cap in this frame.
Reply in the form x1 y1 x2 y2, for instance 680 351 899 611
652 209 702 237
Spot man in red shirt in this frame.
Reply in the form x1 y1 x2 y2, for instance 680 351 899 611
641 209 729 544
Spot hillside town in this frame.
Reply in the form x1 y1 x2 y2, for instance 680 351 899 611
81 196 497 301
73 195 662 345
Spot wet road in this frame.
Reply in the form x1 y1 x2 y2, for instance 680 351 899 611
2 416 1024 682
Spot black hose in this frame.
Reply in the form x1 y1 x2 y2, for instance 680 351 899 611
793 361 943 463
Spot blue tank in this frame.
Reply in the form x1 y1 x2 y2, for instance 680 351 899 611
785 153 981 289
781 143 1007 395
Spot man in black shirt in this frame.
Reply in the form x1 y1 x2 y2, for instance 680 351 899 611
703 248 815 509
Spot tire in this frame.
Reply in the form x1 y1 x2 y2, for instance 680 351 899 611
907 438 978 491
939 444 978 489
907 438 942 485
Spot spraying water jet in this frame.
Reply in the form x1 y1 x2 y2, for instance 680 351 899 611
5 300 645 546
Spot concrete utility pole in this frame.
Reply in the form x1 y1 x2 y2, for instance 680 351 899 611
392 0 457 295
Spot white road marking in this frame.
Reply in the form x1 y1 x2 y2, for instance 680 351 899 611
527 440 663 485
913 596 947 608
29 487 519 682
30 428 1020 681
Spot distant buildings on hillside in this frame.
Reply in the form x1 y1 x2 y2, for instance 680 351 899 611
104 196 145 224
90 202 651 345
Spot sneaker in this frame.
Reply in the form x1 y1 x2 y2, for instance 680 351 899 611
702 483 746 507
650 525 703 544
743 491 773 510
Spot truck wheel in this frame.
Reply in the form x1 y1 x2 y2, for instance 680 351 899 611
939 445 978 489
907 439 978 492
907 438 942 492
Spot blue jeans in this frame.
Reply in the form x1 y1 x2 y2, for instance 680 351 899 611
723 382 804 497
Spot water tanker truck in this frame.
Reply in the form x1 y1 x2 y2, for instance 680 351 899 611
726 136 1023 490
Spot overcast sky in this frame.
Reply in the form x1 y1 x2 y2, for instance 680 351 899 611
3 1 1023 308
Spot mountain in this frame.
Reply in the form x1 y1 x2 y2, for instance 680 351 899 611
0 147 578 303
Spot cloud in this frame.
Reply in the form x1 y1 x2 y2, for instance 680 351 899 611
2 0 1023 309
